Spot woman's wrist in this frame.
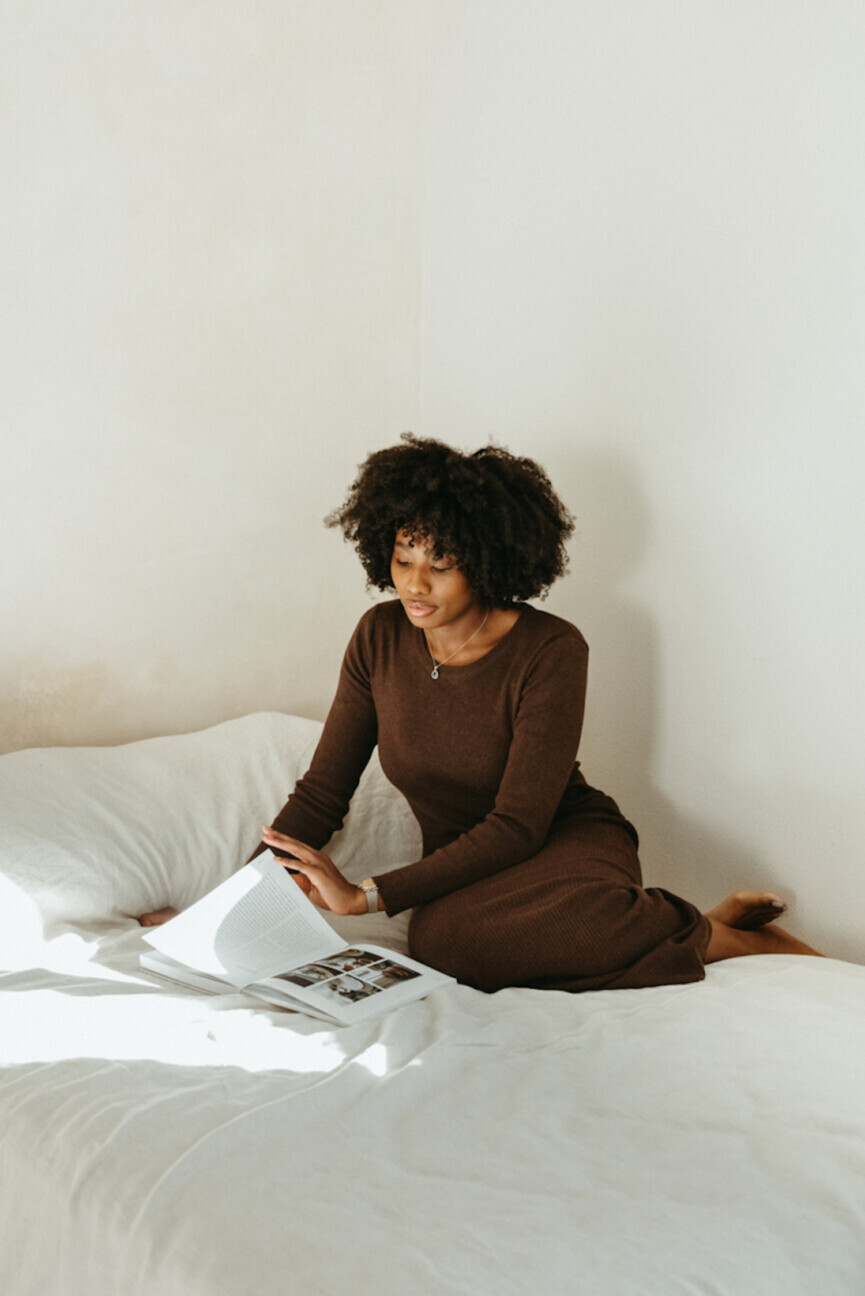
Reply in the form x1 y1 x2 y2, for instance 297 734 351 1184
350 885 368 916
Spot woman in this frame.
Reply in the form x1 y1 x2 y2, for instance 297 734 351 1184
142 435 820 989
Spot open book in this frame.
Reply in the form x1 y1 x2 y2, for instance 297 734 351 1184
140 851 454 1025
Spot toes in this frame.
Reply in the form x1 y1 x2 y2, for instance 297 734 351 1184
735 902 787 930
706 891 788 930
732 889 784 908
139 907 178 927
722 891 787 929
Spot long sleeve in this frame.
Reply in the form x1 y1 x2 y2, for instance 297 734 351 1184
374 626 588 914
263 610 379 851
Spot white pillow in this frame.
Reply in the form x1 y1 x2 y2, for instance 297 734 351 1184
0 713 421 943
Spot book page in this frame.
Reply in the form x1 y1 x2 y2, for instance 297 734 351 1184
142 852 346 987
257 944 456 1025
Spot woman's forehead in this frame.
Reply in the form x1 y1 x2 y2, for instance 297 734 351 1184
394 527 453 557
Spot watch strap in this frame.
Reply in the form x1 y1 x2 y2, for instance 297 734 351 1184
359 877 379 913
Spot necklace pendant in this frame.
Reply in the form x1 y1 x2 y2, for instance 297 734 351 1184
424 609 489 681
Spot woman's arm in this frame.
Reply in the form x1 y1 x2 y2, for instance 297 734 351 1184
255 609 379 855
142 614 380 927
374 631 589 914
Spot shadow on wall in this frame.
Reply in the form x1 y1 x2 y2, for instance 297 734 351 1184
552 445 772 913
0 660 113 756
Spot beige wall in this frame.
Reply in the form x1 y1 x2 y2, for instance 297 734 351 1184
3 3 864 960
0 1 421 751
420 1 865 962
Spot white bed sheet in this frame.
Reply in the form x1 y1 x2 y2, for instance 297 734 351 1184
3 952 865 1296
2 716 864 1296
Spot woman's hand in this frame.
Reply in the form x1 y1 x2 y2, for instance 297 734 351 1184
261 826 366 916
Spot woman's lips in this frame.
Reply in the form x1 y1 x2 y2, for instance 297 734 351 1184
405 602 436 616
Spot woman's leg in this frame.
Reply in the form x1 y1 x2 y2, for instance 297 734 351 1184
409 811 712 992
408 807 823 991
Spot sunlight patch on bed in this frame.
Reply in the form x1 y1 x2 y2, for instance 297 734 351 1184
0 986 347 1074
352 1042 389 1076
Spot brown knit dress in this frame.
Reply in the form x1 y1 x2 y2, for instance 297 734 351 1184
268 600 710 993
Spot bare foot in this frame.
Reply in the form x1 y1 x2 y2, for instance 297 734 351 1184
706 890 787 930
139 907 179 927
705 919 822 963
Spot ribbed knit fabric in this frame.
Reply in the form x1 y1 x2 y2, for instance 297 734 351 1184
268 600 710 992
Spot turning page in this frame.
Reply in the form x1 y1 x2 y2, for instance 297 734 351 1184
142 851 346 987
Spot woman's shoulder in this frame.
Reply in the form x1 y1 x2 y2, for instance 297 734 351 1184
501 606 588 705
354 598 404 634
338 601 405 686
345 599 405 654
516 603 588 654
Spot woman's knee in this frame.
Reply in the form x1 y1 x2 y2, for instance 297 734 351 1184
408 899 460 970
409 899 494 989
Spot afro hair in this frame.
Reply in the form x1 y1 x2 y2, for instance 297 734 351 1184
325 434 574 607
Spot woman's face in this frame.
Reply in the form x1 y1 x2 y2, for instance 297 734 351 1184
390 529 481 631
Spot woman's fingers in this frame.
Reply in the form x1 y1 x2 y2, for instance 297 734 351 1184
261 827 335 878
261 829 319 876
260 826 363 916
262 826 316 862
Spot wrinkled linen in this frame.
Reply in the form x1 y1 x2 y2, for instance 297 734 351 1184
2 716 864 1296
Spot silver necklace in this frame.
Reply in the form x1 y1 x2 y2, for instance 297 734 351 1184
426 611 489 679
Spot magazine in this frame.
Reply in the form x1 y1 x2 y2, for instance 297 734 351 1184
139 851 454 1025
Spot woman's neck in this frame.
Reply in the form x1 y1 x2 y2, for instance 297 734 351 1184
424 607 521 667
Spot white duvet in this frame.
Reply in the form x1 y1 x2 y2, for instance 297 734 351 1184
2 714 864 1296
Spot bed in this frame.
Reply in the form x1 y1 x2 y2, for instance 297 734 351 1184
2 711 864 1296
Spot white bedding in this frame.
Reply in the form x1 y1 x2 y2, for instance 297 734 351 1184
2 714 864 1296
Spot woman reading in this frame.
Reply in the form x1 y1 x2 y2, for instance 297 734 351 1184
143 435 821 989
